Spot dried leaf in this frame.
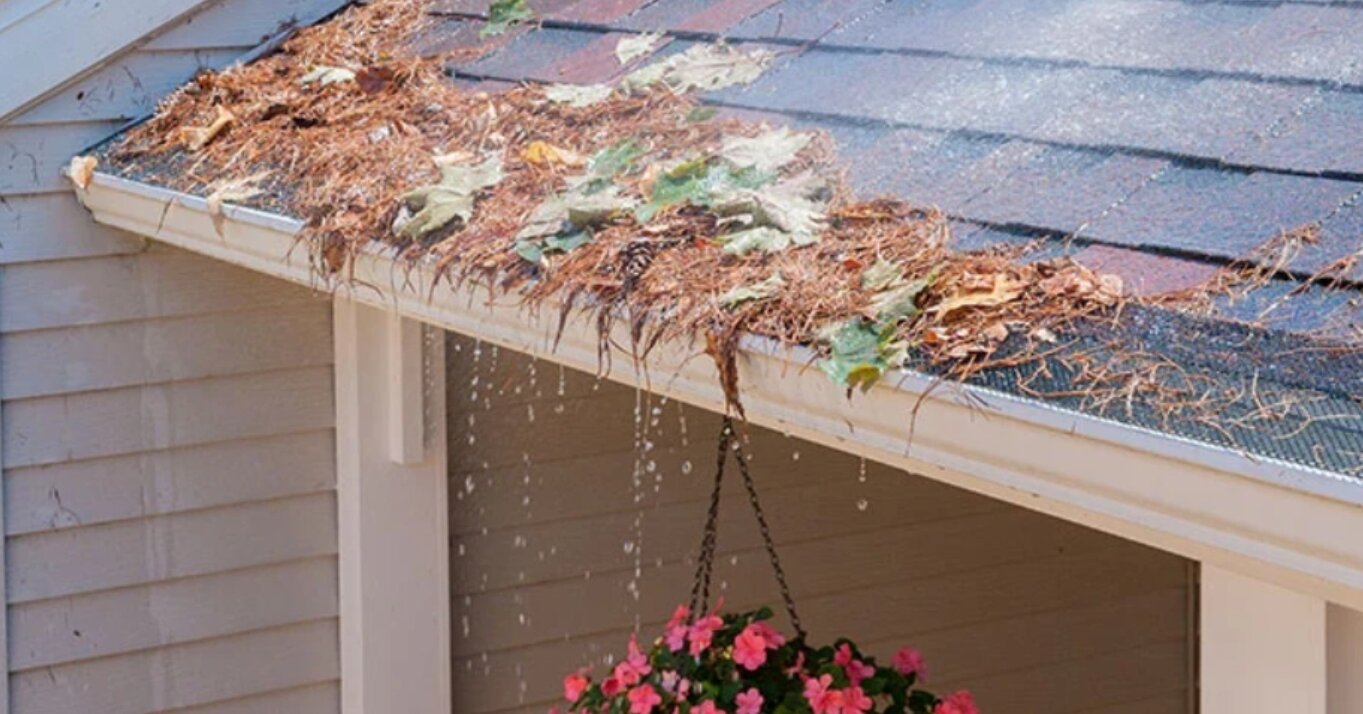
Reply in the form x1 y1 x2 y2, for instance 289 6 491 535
623 43 773 94
299 65 356 86
719 272 785 308
861 258 904 291
714 171 828 252
398 153 504 239
720 226 791 255
719 127 812 174
1031 327 1058 343
982 322 1010 342
522 140 584 167
355 65 396 94
543 82 613 108
931 273 1026 318
868 276 932 323
179 106 235 151
481 0 533 37
205 171 270 237
68 155 97 190
615 32 663 65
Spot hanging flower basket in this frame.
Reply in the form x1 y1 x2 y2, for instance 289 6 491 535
558 419 980 714
559 603 977 714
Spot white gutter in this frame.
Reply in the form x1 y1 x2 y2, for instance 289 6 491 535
78 171 1363 609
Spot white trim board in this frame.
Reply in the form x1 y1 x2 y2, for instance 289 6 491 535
76 172 1363 611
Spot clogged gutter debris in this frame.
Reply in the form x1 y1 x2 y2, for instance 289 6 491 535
88 0 1134 412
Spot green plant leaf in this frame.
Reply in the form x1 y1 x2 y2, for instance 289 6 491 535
712 171 828 252
818 319 908 392
398 153 504 239
718 272 785 308
719 226 790 255
615 32 663 64
869 277 931 323
481 0 533 36
719 126 812 174
543 83 613 108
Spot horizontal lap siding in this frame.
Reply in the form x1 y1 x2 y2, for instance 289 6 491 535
447 335 1195 714
1 1 347 708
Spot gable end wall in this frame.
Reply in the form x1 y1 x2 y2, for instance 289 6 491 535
0 1 347 711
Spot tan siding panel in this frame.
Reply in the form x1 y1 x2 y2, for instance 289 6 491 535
0 122 123 194
163 682 340 713
7 492 337 603
0 193 143 265
10 556 338 670
5 430 334 536
2 365 334 469
6 49 247 126
9 619 339 714
0 244 321 333
142 0 348 50
1 301 333 399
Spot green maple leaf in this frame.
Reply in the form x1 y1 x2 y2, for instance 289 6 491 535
398 153 503 239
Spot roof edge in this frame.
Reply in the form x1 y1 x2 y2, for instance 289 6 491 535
76 170 1363 607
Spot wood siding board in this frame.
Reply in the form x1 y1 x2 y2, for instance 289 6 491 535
0 301 333 400
158 681 340 713
0 194 144 266
9 556 338 670
1 365 335 469
6 492 338 604
8 618 340 714
0 245 325 333
0 0 209 121
4 429 334 536
141 0 348 51
7 49 252 127
0 122 124 195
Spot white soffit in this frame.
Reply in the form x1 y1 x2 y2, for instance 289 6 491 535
77 172 1363 608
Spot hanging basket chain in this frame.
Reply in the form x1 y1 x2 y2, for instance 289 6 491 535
688 416 806 641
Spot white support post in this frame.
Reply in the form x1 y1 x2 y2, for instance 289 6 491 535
1201 564 1326 714
388 310 426 465
335 298 450 714
1329 604 1363 713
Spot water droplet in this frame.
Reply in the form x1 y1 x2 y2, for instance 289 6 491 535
681 460 693 474
857 498 869 511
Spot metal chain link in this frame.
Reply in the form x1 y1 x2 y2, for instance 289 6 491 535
688 417 806 640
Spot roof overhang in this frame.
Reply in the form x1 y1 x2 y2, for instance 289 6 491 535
77 171 1363 608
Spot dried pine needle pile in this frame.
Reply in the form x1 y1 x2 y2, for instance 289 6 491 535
101 0 1203 415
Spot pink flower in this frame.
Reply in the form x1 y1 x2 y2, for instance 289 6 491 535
688 613 724 657
665 605 690 652
602 676 624 697
563 673 590 703
892 646 927 680
749 621 786 647
833 644 873 685
844 658 874 686
733 624 769 671
628 685 662 714
660 671 679 694
736 688 764 714
694 701 726 714
842 687 873 714
804 675 839 714
934 691 979 714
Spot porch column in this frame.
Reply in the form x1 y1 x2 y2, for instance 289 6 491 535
334 298 451 713
1330 604 1363 712
1200 564 1325 714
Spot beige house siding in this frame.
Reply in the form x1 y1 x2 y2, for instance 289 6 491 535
448 334 1196 714
0 0 346 711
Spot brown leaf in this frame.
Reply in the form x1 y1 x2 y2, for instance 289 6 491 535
931 274 1026 318
356 65 396 94
982 322 1009 342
